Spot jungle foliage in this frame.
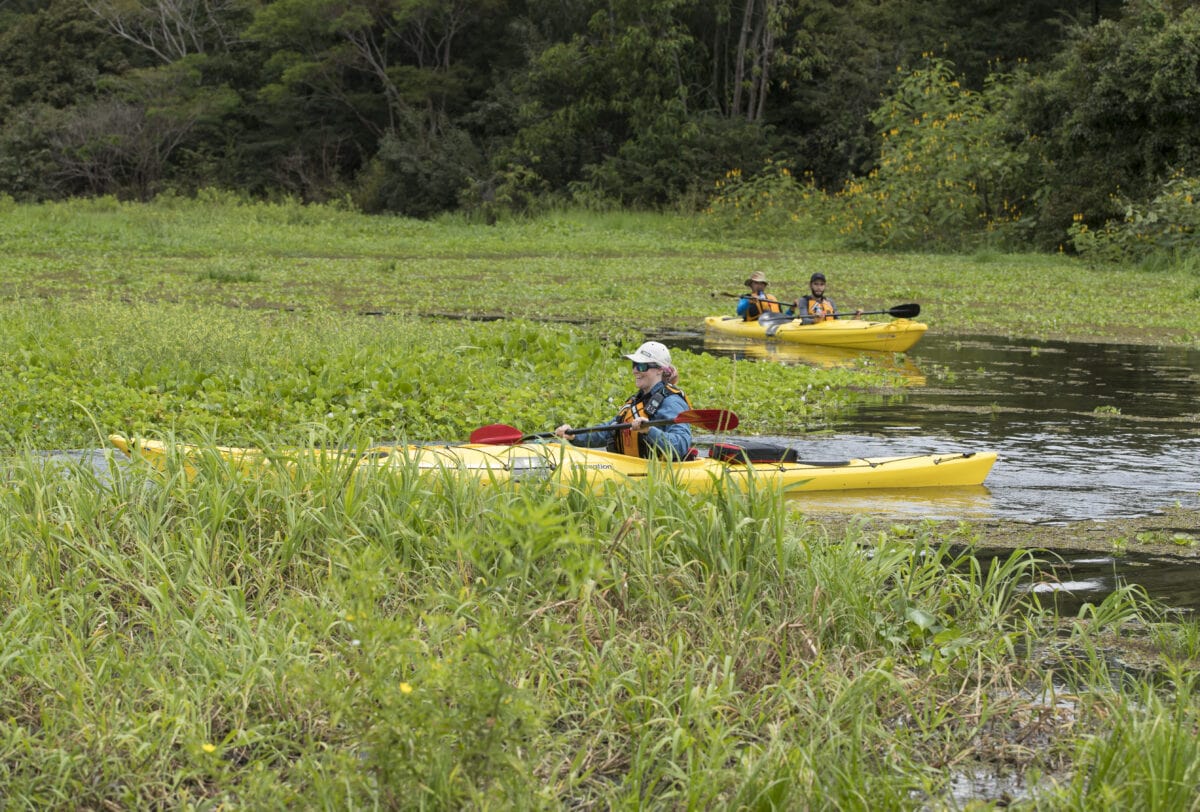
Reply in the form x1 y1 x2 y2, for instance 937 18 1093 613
2 0 1199 256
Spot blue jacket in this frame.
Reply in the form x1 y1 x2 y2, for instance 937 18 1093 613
569 381 692 459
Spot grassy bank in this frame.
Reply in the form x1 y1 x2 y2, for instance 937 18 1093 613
2 196 1197 346
4 448 1200 807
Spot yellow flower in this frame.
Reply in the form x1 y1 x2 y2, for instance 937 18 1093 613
202 743 217 753
399 682 414 694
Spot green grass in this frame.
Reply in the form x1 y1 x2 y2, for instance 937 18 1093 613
1 196 1196 346
4 445 1199 807
1 197 1199 807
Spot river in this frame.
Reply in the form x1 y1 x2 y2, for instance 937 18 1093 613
670 328 1200 614
670 330 1200 524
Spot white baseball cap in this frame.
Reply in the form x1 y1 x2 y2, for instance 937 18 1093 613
623 341 672 367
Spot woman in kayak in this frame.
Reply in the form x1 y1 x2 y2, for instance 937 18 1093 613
737 271 790 321
794 272 863 323
554 341 693 459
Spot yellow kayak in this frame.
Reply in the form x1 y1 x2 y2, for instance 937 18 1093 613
109 435 996 495
705 315 928 352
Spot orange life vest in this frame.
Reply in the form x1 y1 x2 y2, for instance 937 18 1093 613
613 383 693 457
801 296 836 322
745 294 782 321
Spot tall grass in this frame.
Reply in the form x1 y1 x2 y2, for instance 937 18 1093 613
0 439 1193 806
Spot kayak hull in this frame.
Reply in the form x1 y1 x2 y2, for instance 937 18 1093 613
705 315 928 352
110 435 996 495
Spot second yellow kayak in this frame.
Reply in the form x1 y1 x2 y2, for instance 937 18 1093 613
705 315 928 352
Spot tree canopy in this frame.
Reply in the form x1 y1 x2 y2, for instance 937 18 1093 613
6 0 1199 256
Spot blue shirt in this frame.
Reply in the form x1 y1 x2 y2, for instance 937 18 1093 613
569 382 692 459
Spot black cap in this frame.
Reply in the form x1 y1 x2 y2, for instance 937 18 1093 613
810 272 826 283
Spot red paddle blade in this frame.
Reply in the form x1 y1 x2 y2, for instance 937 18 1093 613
678 409 739 432
469 423 524 444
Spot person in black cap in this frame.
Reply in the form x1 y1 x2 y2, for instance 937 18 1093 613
794 272 862 323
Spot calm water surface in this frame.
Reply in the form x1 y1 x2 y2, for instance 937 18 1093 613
669 330 1200 524
669 329 1200 613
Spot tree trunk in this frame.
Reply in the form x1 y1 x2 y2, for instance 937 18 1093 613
731 0 757 118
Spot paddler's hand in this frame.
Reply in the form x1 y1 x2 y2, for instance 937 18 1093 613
629 417 649 434
853 308 864 318
554 424 572 438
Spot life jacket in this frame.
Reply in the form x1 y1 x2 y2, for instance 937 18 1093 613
800 295 836 323
744 294 782 321
610 383 693 458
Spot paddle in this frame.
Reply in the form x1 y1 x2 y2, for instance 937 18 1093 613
753 302 920 324
715 290 921 319
838 303 920 319
469 408 739 445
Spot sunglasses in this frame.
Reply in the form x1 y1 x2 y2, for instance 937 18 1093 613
631 362 661 372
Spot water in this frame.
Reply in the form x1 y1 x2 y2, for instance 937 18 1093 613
1013 549 1200 618
670 330 1200 524
671 328 1200 614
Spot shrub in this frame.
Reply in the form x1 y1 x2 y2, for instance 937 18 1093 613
354 128 482 219
702 159 827 239
830 56 1036 252
1068 170 1200 264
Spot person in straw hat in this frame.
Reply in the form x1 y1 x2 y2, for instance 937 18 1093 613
737 271 787 321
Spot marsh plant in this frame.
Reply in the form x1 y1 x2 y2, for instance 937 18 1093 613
0 197 1199 807
0 441 1196 807
0 299 898 449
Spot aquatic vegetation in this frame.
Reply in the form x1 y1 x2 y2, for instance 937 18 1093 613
0 198 1196 806
0 197 1195 345
0 299 897 449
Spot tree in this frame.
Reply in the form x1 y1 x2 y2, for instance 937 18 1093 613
48 62 238 198
1014 0 1200 245
82 0 253 63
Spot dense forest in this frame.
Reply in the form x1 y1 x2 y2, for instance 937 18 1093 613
1 0 1198 254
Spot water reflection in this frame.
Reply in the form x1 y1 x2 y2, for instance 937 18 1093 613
982 548 1200 616
700 332 927 385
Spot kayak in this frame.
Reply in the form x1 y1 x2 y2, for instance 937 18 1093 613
705 315 928 352
109 435 996 495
